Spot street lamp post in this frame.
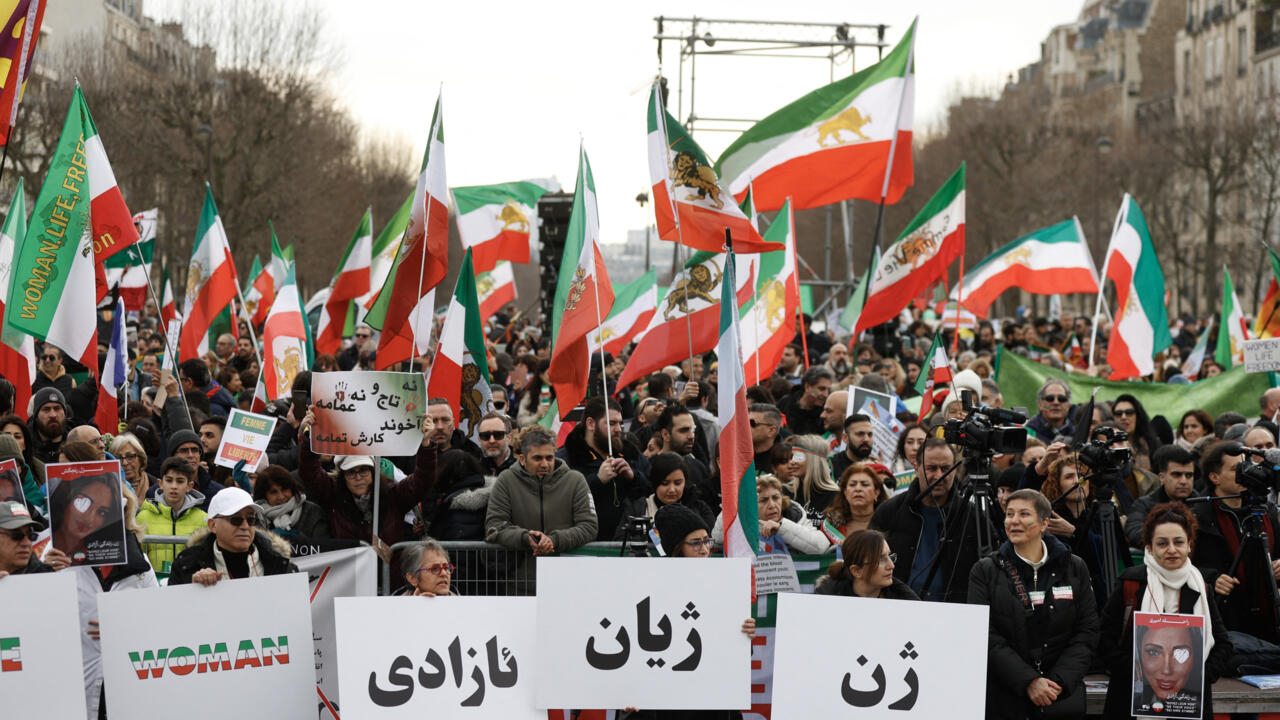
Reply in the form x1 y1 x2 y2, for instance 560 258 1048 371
1092 136 1113 318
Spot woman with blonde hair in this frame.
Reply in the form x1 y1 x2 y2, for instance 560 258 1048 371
784 434 839 513
712 474 830 554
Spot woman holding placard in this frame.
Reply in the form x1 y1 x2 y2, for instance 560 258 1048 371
968 489 1099 720
1098 502 1232 719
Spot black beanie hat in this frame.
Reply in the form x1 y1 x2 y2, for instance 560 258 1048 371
166 429 201 458
997 463 1025 491
654 503 709 557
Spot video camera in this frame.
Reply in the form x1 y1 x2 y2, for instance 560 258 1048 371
1223 442 1280 504
942 391 1027 455
1076 426 1132 487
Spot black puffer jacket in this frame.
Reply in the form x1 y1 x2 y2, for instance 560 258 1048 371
557 423 650 541
425 474 492 541
870 479 979 602
814 575 920 600
1098 564 1233 720
168 530 298 584
967 535 1099 720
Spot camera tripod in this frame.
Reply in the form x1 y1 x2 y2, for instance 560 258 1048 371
1055 470 1131 600
917 451 1004 601
1190 492 1280 644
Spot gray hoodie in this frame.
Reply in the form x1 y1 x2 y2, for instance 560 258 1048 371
484 458 598 553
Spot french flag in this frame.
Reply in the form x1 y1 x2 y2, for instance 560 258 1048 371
95 298 127 432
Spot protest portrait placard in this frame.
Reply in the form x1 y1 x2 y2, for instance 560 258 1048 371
294 545 378 719
1131 612 1206 719
99 573 316 720
0 572 88 720
0 459 22 505
859 399 904 465
336 596 541 719
1243 338 1280 374
214 409 278 469
45 460 127 567
848 386 898 420
311 371 425 456
535 556 752 710
771 593 988 719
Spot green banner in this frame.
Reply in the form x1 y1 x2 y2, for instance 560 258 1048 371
994 347 1274 421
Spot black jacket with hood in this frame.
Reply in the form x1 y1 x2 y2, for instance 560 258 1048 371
557 423 649 541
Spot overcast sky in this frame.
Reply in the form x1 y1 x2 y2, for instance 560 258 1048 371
160 1 1085 243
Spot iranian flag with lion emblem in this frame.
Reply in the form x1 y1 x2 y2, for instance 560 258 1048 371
737 199 797 387
453 181 552 273
854 163 965 335
260 262 308 402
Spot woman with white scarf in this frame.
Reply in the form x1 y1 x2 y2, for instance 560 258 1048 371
1099 502 1233 719
252 465 330 542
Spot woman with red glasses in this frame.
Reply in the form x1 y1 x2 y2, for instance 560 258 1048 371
398 538 456 597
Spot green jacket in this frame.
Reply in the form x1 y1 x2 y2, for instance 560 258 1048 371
137 490 208 577
484 459 598 553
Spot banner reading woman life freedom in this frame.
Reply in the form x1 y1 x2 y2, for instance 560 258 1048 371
45 460 127 567
1132 612 1205 720
310 371 426 456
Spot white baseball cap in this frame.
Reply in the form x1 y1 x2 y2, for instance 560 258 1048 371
207 487 255 519
336 455 375 473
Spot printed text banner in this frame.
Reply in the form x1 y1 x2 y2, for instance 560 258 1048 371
98 573 317 720
337 596 542 719
311 371 426 456
214 409 278 470
0 572 88 720
770 593 988 719
535 556 752 710
294 545 378 719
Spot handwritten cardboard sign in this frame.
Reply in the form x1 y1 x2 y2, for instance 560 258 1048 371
99 574 316 720
214 409 278 470
771 593 988 719
534 556 752 710
336 596 541 719
0 572 87 719
310 371 425 456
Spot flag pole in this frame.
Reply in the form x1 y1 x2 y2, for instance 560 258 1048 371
747 180 761 384
654 87 698 379
139 257 191 421
411 95 443 376
864 18 916 302
1089 196 1125 367
589 228 613 458
952 253 965 355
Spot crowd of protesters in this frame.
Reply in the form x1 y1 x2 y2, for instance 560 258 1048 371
1 299 1278 718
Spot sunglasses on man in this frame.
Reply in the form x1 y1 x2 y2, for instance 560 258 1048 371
220 514 259 528
3 528 37 542
478 431 506 441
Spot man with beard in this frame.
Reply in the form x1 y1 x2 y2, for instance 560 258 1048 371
28 387 72 466
654 403 716 511
230 336 256 373
832 413 874 480
199 416 226 465
824 343 851 380
476 412 516 477
776 344 803 385
750 403 782 475
558 396 648 540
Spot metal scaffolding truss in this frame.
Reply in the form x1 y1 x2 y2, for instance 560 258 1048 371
654 16 890 134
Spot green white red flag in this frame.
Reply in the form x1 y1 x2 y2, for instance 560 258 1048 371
716 244 759 561
102 208 155 312
260 262 308 401
588 268 657 357
159 262 176 329
647 81 773 254
452 180 552 273
715 19 916 212
82 87 140 302
476 260 517 324
914 332 952 417
736 199 797 387
549 145 614 418
250 227 288 326
0 178 34 417
1214 266 1252 367
244 255 266 323
179 185 239 363
357 193 410 317
1100 194 1171 379
950 217 1099 318
428 248 492 435
5 86 101 370
855 163 965 335
1182 318 1213 378
315 209 372 354
367 93 449 369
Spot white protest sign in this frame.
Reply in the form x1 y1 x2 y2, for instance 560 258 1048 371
214 409 278 470
535 556 752 710
753 553 801 595
161 320 182 373
99 573 317 720
848 387 898 420
1243 338 1280 373
0 572 87 720
311 371 425 456
294 545 378 719
771 593 988 719
336 597 541 719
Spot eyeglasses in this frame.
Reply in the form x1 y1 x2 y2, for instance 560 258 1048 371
681 537 714 549
2 528 36 542
417 563 455 576
345 467 373 478
1113 408 1137 417
41 355 58 362
1042 394 1069 404
749 419 776 428
220 514 259 527
118 452 140 462
478 431 506 441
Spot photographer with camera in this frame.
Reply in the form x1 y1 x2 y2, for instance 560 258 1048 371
871 437 979 602
1190 441 1280 646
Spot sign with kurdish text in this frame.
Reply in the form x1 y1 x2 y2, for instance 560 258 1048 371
1243 338 1280 374
214 409 278 470
0 572 88 719
98 573 316 720
295 546 378 719
336 597 541 719
535 557 752 710
770 593 988 719
311 371 425 456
